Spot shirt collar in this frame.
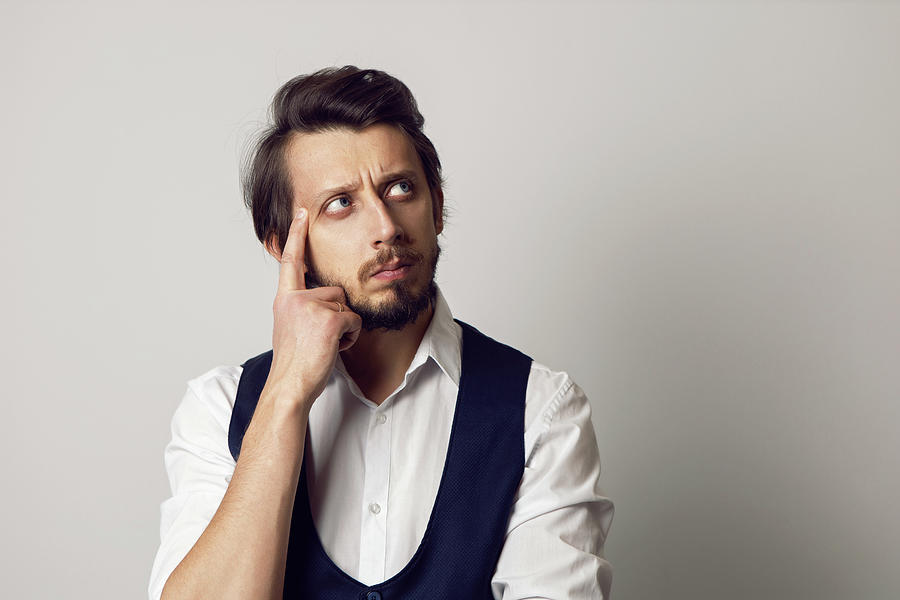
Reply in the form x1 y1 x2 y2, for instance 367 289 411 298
417 286 462 387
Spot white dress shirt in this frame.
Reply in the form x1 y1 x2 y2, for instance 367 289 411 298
149 290 613 599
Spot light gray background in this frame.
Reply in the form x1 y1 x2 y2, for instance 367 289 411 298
2 1 898 598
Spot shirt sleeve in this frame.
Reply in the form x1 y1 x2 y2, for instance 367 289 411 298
491 371 614 600
147 368 239 600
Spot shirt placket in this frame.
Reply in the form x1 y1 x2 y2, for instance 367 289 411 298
357 404 393 583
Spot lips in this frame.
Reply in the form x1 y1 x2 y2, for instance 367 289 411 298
371 259 414 277
361 246 426 283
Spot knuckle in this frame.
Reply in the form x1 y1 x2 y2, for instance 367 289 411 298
325 313 344 333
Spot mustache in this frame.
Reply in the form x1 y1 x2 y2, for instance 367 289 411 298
358 246 424 282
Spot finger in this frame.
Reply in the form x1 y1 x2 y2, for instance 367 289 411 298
312 297 346 315
307 287 348 304
337 311 363 352
277 209 308 293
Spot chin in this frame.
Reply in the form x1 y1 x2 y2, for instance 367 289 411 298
353 278 438 331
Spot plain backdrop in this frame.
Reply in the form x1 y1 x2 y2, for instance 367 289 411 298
2 1 899 598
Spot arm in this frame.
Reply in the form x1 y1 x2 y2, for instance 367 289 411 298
155 209 362 599
491 373 614 600
158 382 311 600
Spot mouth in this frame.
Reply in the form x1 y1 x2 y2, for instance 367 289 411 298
371 259 414 281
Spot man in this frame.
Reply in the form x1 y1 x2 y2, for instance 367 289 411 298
149 66 613 599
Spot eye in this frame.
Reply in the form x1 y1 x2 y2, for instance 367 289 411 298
324 196 352 215
386 181 413 198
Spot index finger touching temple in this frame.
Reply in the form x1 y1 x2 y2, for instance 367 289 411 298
277 208 308 293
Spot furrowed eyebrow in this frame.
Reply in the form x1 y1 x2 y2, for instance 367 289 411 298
312 179 360 205
312 170 419 204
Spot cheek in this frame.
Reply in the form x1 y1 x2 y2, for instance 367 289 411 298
307 228 358 276
401 203 438 238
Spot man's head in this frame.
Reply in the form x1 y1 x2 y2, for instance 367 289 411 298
243 66 445 330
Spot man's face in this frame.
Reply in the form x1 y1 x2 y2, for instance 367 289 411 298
280 123 444 330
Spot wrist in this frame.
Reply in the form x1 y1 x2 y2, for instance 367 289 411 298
259 378 316 415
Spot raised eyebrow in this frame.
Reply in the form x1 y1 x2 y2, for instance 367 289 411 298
380 170 420 187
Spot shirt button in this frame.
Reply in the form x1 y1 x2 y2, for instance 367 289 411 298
376 414 387 424
369 502 381 515
366 592 382 600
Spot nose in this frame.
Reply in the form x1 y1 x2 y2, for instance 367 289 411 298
365 195 404 247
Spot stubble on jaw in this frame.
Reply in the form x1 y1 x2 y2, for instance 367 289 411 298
304 243 441 331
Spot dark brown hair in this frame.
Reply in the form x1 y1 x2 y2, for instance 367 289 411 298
242 66 445 256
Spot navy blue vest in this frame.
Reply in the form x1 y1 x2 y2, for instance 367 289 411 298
228 320 532 599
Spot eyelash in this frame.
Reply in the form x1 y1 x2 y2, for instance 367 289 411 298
323 180 414 215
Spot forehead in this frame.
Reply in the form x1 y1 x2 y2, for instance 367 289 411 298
285 123 422 205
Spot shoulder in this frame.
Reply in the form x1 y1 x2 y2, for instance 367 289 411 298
186 364 243 406
162 364 246 496
523 359 594 465
454 320 590 438
524 359 585 424
172 365 244 437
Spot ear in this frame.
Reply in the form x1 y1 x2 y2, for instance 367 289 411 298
432 186 445 235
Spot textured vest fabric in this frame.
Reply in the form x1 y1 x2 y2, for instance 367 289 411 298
228 319 532 600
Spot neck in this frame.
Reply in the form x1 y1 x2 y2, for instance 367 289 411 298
340 302 435 405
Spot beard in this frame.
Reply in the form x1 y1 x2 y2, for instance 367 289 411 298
305 241 441 331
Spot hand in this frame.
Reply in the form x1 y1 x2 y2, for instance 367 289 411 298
265 208 362 407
